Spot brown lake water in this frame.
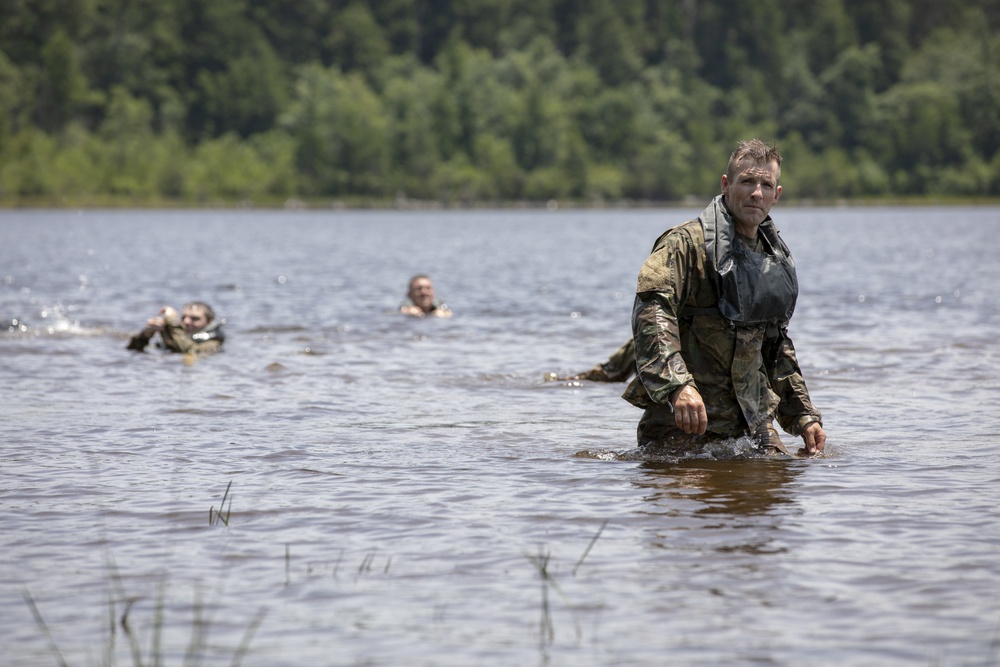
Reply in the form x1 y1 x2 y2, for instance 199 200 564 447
2 206 999 666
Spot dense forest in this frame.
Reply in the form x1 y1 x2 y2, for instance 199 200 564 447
2 0 999 205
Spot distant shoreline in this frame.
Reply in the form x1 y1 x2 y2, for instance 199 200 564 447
4 194 1000 210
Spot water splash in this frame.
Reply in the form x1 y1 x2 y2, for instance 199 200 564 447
575 435 792 463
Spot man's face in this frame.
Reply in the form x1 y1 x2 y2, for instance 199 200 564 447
408 278 436 312
181 305 210 334
721 159 782 229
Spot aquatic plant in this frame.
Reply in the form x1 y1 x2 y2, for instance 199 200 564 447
23 558 265 667
525 520 610 652
209 480 233 527
572 518 609 576
525 547 556 648
22 589 67 667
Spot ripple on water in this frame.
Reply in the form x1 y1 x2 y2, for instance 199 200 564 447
3 207 1000 667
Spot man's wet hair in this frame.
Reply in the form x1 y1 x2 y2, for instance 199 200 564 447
727 139 782 181
409 274 431 287
184 301 215 324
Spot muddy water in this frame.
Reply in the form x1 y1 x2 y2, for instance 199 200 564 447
2 206 999 666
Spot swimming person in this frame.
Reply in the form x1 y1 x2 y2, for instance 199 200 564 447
127 301 225 354
624 139 826 457
400 275 453 318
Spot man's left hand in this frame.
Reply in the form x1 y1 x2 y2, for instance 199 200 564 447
800 422 826 456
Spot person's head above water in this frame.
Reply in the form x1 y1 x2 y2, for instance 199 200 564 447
406 275 436 313
401 275 452 318
181 302 214 334
720 138 782 234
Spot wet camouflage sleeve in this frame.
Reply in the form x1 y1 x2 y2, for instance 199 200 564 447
764 328 823 435
159 323 222 355
626 226 702 406
126 330 154 351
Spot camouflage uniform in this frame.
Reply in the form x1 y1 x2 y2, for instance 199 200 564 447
576 338 636 382
127 321 223 354
623 198 822 450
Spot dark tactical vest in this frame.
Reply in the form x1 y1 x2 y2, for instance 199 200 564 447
191 319 226 344
695 195 798 326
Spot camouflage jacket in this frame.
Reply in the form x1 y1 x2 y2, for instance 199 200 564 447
127 321 223 355
622 201 822 437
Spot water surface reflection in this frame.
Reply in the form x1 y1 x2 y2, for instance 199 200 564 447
636 460 800 517
635 460 802 561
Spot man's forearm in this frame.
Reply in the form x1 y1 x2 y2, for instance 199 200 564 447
768 332 822 434
632 295 692 405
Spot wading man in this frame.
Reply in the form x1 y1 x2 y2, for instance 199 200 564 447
623 139 826 456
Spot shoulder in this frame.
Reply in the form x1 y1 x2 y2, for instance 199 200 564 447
645 220 706 268
637 221 703 293
675 219 705 243
650 219 704 254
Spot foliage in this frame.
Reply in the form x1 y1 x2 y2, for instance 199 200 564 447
1 0 999 204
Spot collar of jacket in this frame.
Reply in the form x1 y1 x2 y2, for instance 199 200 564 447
697 195 798 325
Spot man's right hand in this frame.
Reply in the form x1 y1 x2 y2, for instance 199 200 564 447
672 384 707 435
144 316 166 332
159 306 180 326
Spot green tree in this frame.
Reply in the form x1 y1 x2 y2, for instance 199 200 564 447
370 0 422 56
2 0 1000 203
197 36 287 137
1 127 57 197
472 133 524 199
0 50 24 144
793 0 858 75
96 85 160 195
247 0 334 65
867 81 970 191
579 87 639 163
817 43 881 148
283 64 390 195
182 132 293 200
690 0 787 92
326 3 391 73
573 0 643 86
378 57 444 197
846 0 911 84
899 16 1000 160
37 28 88 131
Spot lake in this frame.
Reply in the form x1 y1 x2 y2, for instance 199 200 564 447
2 205 999 666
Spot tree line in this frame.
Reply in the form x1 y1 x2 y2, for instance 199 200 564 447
2 0 999 205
